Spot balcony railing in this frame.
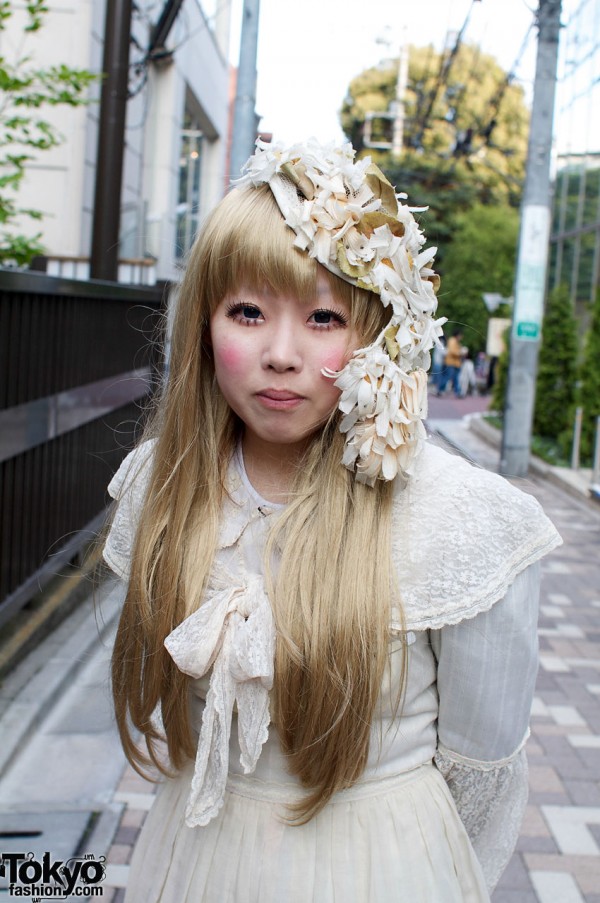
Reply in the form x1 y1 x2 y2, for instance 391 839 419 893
30 255 158 286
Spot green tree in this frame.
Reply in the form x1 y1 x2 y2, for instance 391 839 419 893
0 0 97 266
574 287 600 462
435 203 519 354
550 164 600 308
341 43 529 206
382 154 480 272
533 283 578 440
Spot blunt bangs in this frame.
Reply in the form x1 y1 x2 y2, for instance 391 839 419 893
190 183 388 342
199 185 317 310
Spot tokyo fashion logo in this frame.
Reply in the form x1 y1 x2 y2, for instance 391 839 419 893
0 851 105 899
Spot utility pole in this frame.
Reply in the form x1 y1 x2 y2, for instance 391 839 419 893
149 0 185 57
391 31 409 160
90 0 133 281
364 28 409 157
500 0 562 477
229 0 260 181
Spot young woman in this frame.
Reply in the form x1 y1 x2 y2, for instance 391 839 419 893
104 139 561 902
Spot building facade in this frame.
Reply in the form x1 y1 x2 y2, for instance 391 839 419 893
4 0 232 283
549 0 600 323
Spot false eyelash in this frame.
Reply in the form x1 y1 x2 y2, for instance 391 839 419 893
312 307 350 325
226 301 259 316
225 301 349 327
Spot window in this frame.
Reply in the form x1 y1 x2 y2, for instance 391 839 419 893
176 111 203 259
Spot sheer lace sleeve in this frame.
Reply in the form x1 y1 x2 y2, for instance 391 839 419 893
434 745 529 892
430 564 541 892
102 440 156 580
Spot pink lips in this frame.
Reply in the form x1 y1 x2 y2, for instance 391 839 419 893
256 389 304 410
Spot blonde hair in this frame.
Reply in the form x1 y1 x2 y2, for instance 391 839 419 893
111 185 404 822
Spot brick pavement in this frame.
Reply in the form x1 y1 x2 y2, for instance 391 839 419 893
101 765 159 903
100 466 600 903
491 474 600 903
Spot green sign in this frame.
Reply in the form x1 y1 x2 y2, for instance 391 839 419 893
516 321 540 340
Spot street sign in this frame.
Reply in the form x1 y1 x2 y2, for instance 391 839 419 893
512 204 551 343
516 322 540 339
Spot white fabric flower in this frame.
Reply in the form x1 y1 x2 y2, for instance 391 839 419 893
235 139 446 485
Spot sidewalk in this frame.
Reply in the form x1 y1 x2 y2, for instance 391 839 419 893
429 416 600 903
1 417 599 903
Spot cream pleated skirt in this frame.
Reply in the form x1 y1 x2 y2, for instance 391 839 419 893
124 762 490 903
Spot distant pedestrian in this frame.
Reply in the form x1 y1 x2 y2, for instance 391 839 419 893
486 355 498 394
437 328 464 396
430 334 446 389
459 348 477 397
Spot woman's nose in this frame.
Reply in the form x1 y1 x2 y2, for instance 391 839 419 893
261 321 302 372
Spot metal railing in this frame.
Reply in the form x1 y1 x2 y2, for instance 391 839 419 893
0 269 166 627
30 254 157 286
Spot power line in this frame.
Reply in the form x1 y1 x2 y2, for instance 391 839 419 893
168 0 233 55
476 19 535 152
411 0 481 150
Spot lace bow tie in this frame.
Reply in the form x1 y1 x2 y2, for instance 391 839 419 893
164 575 276 826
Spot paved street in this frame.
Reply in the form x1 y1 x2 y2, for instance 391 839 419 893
0 408 598 903
430 418 600 903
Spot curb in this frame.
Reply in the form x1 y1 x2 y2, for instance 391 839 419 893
0 577 122 779
0 546 104 680
466 415 596 506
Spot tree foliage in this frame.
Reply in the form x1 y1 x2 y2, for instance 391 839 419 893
0 0 97 266
340 43 530 357
533 283 578 440
434 203 519 354
341 42 529 207
574 287 600 462
551 164 600 307
382 154 479 272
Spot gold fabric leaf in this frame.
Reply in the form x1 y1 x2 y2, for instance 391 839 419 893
365 163 398 214
357 277 379 294
336 241 375 279
428 273 441 294
357 211 404 238
384 325 400 362
280 161 315 200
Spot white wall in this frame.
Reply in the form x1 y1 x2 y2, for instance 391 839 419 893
141 62 185 278
3 0 95 255
141 1 231 279
5 0 231 280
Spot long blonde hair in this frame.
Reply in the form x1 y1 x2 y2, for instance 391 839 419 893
111 185 403 822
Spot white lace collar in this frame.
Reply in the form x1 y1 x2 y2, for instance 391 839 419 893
107 438 561 634
391 443 562 630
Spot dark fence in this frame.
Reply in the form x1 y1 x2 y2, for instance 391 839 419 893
0 270 166 627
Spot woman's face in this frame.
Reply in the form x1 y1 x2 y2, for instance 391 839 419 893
210 272 359 459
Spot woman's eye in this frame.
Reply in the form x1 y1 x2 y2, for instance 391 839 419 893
309 308 348 328
226 302 262 324
240 306 261 320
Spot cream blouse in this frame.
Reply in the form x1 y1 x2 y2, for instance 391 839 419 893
103 439 561 893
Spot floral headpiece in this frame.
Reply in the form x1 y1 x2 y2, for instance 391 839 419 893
236 138 445 486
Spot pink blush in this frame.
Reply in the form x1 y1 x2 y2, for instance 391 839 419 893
216 343 245 374
320 351 349 375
